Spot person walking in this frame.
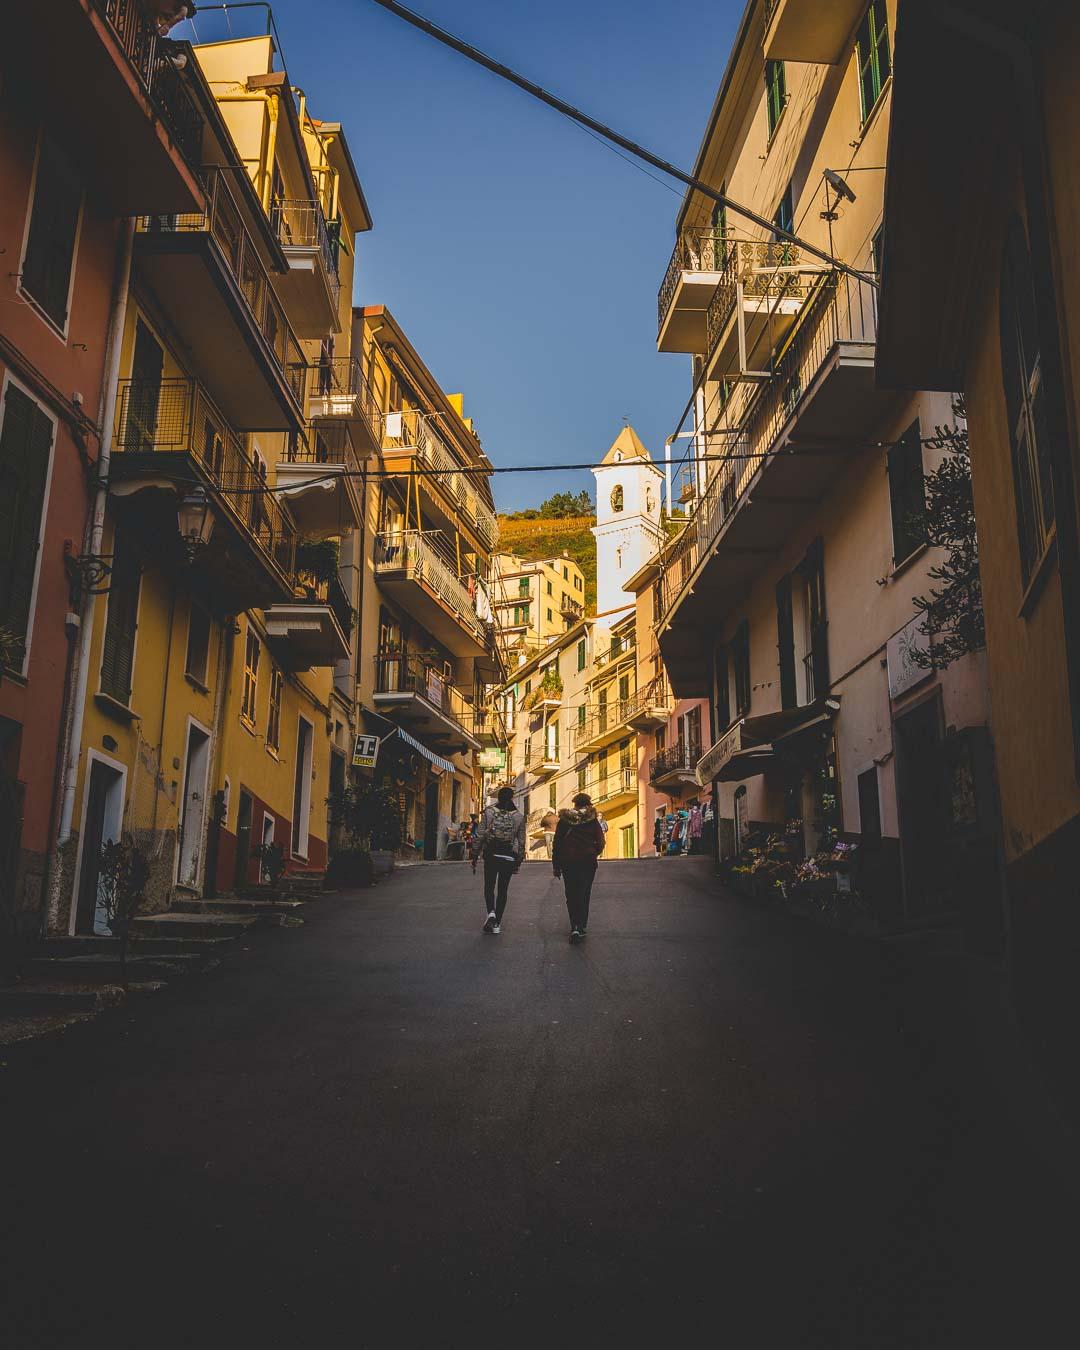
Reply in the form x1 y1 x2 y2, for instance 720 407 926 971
540 807 558 860
474 786 525 934
463 812 481 872
551 792 606 943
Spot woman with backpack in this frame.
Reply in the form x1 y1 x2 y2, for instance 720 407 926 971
474 786 526 934
551 792 607 943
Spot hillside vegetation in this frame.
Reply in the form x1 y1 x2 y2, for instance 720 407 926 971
497 514 597 612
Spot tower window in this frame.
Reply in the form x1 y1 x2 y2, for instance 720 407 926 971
610 484 624 512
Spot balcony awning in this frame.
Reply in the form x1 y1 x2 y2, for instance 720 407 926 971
697 697 840 785
384 725 456 776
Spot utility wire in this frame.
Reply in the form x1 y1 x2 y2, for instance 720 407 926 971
366 0 877 288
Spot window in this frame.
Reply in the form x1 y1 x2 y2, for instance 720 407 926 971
546 579 553 595
685 706 702 755
715 641 730 731
765 59 787 137
618 673 630 702
452 779 461 821
611 484 624 512
524 680 532 696
0 381 53 668
518 577 530 595
577 638 586 671
577 704 586 728
546 607 553 623
512 604 530 627
887 419 927 564
776 575 796 710
710 197 729 268
562 566 569 580
185 603 211 687
655 725 666 754
619 737 632 771
267 668 283 753
1000 216 1055 582
857 767 881 841
856 0 891 123
732 619 751 717
100 530 141 704
549 782 557 808
574 575 583 591
20 132 82 330
241 628 260 724
773 184 794 240
800 538 829 698
871 223 885 275
577 766 587 792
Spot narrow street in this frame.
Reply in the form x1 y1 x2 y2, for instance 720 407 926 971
2 860 1071 1347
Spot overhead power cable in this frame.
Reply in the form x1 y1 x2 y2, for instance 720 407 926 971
366 0 876 289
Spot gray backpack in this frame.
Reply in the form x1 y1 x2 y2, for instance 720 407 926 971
484 808 517 856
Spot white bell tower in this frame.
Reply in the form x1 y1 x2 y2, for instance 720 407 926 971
591 425 665 620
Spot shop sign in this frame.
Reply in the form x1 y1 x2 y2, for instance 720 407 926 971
696 722 742 785
427 669 445 707
887 617 932 699
478 748 506 770
352 734 380 769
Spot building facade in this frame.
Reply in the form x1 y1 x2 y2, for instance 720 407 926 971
654 0 1000 932
491 551 586 654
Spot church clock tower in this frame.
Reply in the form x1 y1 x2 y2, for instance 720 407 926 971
591 425 665 620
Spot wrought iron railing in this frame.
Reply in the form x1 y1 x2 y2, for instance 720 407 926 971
527 738 561 773
803 650 817 704
270 197 340 298
594 636 635 670
705 238 822 360
472 702 508 744
113 377 295 579
308 355 381 445
373 530 488 646
659 271 878 629
560 595 584 620
649 739 701 782
135 169 306 408
625 675 673 720
91 0 202 167
285 421 358 473
382 409 499 550
373 650 474 738
657 227 734 332
592 767 636 804
577 696 634 748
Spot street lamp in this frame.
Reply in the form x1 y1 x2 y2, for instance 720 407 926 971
177 487 215 563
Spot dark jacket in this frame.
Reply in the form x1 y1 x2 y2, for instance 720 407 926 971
552 805 606 870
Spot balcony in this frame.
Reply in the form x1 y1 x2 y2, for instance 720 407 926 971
592 768 637 811
134 169 306 430
705 239 825 382
593 636 635 672
649 741 702 791
264 573 351 671
471 703 508 748
307 357 381 460
625 676 674 731
658 272 884 696
382 410 499 552
110 377 295 610
560 595 585 622
526 740 561 778
764 0 866 65
374 530 492 662
270 198 342 337
527 807 551 839
276 424 362 539
576 698 634 755
11 1 203 213
657 229 732 354
372 651 480 752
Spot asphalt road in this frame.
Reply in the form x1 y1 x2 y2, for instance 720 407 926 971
2 858 1074 1347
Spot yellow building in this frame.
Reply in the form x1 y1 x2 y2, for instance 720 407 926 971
55 25 374 930
492 552 586 654
352 306 503 858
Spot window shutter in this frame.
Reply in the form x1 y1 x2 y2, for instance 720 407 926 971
0 385 53 660
775 574 796 709
22 136 82 329
887 421 926 563
803 538 829 694
714 642 730 732
101 532 141 701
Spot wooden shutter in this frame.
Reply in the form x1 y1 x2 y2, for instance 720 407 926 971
775 574 796 710
803 538 829 694
21 135 82 329
0 384 53 660
733 620 751 716
714 642 730 732
101 532 141 702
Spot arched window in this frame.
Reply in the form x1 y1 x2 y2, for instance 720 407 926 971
1000 215 1055 581
610 484 624 512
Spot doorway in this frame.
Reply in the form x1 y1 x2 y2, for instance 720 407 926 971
125 318 164 450
176 720 211 889
234 789 253 892
424 780 440 860
292 716 314 859
894 694 947 918
620 823 636 859
74 755 125 935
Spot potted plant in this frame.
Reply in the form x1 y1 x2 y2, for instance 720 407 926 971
295 538 340 590
326 777 403 886
526 668 563 709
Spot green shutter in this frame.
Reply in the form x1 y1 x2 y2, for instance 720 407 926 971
714 642 730 732
101 531 141 702
0 384 53 662
775 574 796 710
21 136 82 329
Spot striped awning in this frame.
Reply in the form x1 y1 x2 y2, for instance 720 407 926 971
385 725 456 776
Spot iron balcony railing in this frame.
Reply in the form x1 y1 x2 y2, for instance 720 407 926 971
704 238 822 360
649 739 702 783
577 697 634 749
657 228 734 333
560 595 584 620
308 356 381 445
527 738 561 773
383 409 499 550
91 0 202 167
594 636 636 670
373 530 488 646
286 421 359 474
659 271 878 628
293 570 353 637
472 701 508 744
270 197 340 295
114 376 295 579
135 169 306 408
373 650 474 739
592 767 636 805
625 675 673 720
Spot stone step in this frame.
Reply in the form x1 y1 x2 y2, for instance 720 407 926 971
37 935 233 959
27 952 211 984
173 897 305 919
132 912 257 940
0 982 126 1015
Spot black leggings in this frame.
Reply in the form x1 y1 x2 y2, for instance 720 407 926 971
483 856 516 921
561 863 597 931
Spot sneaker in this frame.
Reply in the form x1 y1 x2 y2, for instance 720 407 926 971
482 912 497 934
492 921 501 935
570 927 584 943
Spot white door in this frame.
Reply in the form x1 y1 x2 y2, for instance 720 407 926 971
177 723 211 888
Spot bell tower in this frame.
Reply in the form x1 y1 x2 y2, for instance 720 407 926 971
591 425 665 620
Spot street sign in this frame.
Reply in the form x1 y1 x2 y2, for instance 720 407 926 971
477 748 506 770
352 734 380 769
696 722 742 786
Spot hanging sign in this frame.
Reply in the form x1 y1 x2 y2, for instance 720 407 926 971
478 748 507 770
352 734 380 769
696 722 742 785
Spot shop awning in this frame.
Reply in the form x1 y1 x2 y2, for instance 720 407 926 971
384 724 456 776
696 697 840 785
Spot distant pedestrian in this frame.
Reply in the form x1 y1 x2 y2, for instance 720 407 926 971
552 792 606 943
540 808 558 859
463 812 481 872
475 787 525 934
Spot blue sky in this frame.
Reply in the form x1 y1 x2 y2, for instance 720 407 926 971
181 1 741 512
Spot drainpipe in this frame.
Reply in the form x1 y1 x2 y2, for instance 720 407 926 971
54 220 135 858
